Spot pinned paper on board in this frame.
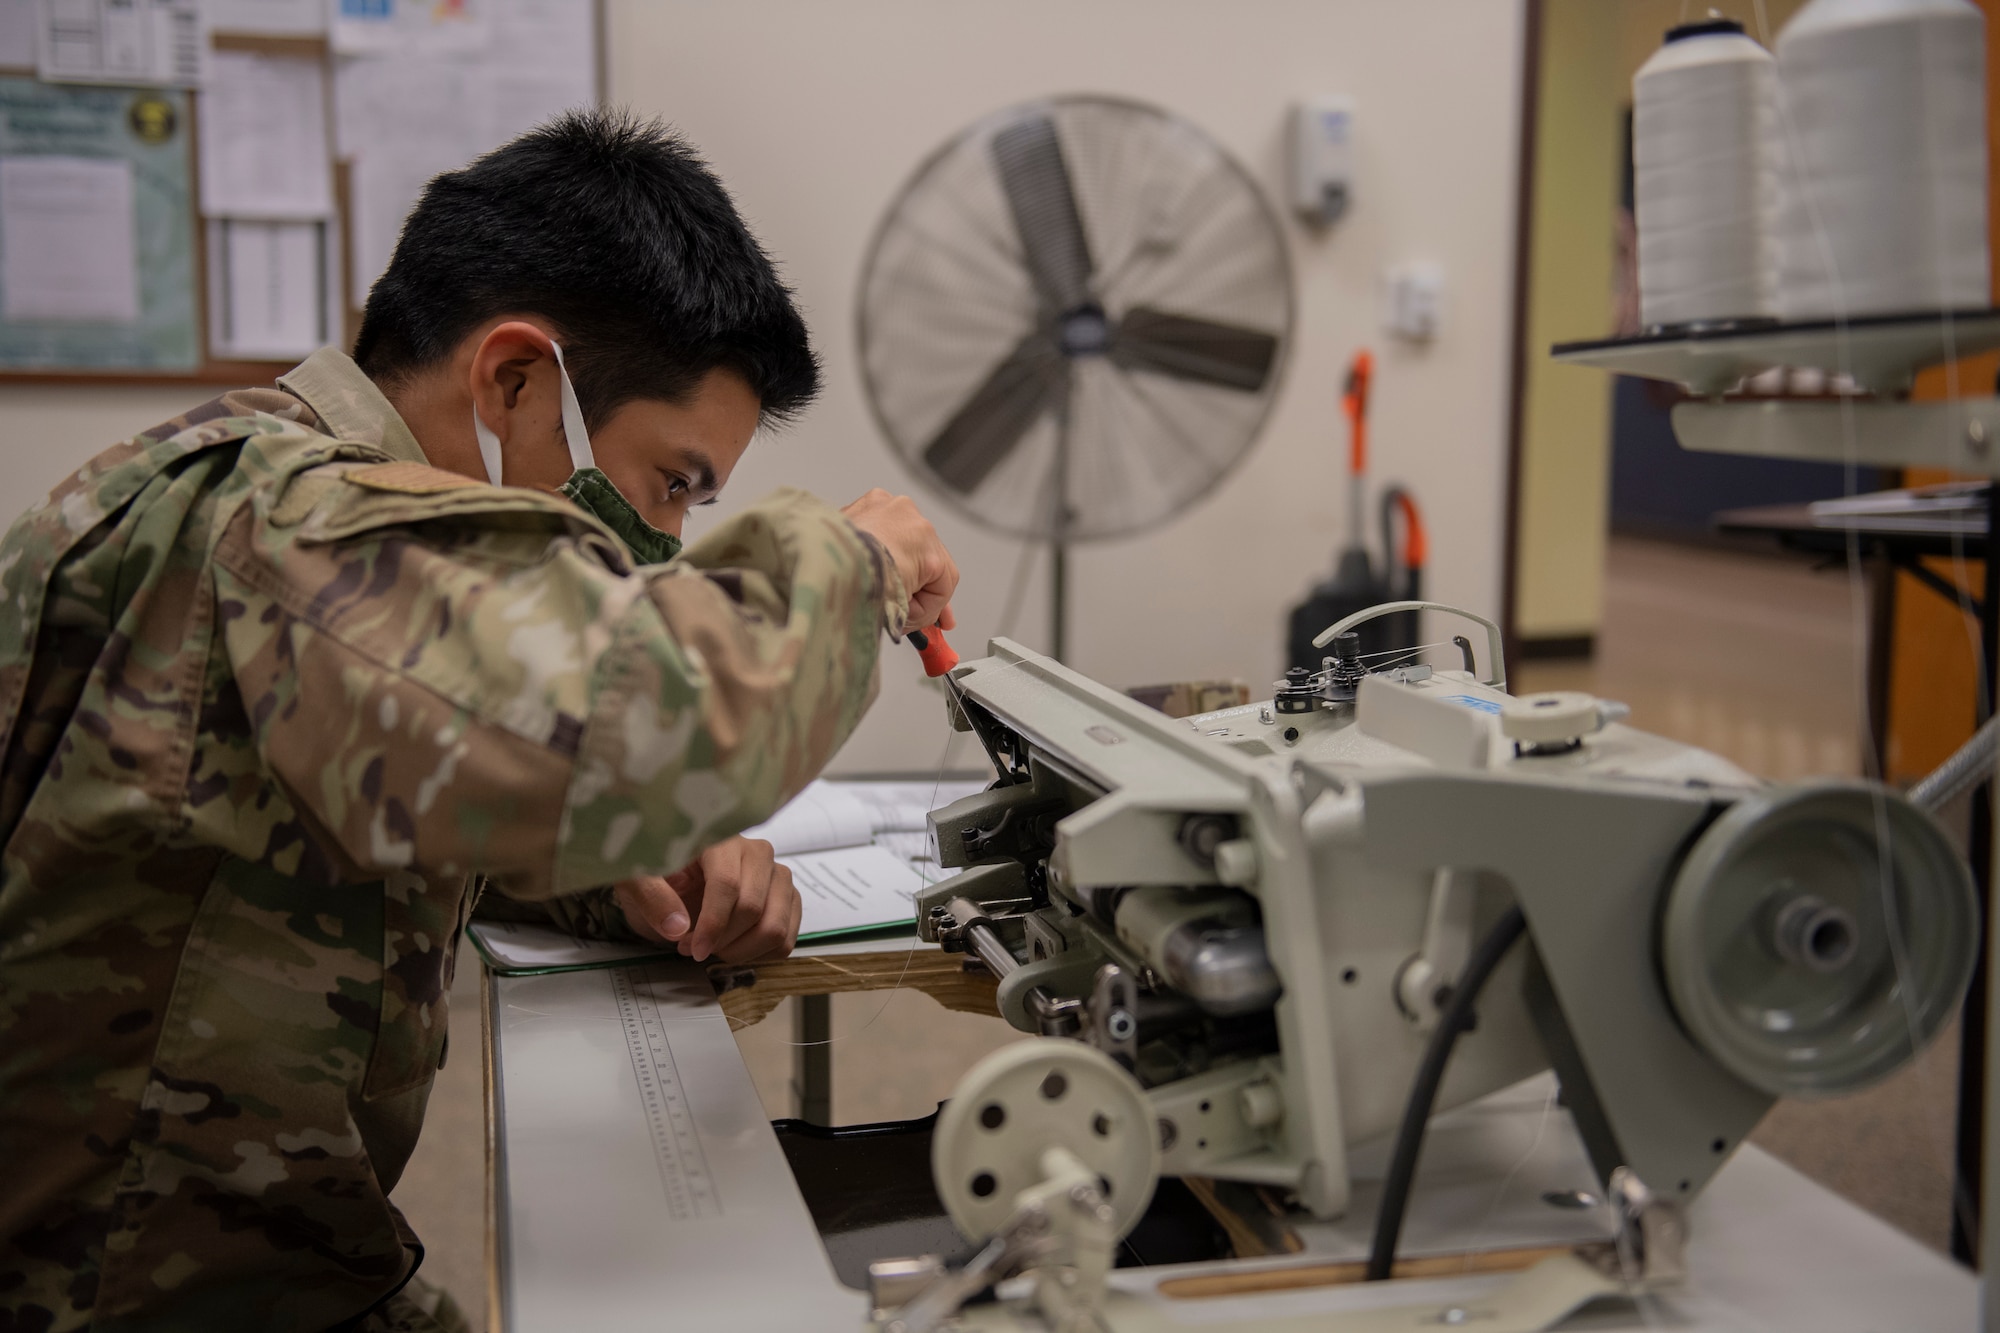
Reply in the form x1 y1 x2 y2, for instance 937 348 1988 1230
330 0 488 56
198 49 333 219
0 154 137 322
207 218 330 360
207 0 326 37
334 0 594 304
0 3 35 67
36 0 205 88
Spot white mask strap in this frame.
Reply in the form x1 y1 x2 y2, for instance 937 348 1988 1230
549 341 596 473
468 339 596 486
472 403 503 485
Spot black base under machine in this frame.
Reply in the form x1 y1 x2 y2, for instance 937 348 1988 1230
1286 484 1425 676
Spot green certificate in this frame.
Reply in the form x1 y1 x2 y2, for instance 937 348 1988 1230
0 78 197 371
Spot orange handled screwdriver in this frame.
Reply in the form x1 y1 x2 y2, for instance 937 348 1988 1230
908 626 959 676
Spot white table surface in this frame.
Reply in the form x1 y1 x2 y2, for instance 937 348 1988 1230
488 959 1977 1333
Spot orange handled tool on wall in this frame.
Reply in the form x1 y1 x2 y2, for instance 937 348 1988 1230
909 626 959 676
1343 348 1374 482
1342 349 1374 553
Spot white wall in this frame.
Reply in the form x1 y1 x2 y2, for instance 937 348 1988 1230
617 0 1529 772
0 385 198 517
0 0 1529 777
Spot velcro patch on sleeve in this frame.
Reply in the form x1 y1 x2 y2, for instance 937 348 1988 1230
344 462 483 495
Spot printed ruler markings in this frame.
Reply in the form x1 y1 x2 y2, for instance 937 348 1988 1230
610 963 722 1219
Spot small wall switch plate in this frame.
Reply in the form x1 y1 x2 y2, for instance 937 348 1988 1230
1289 97 1353 227
1384 261 1444 342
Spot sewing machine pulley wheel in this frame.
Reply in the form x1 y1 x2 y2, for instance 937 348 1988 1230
1661 782 1977 1099
933 1039 1160 1243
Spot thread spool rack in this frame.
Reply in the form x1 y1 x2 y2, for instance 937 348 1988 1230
1552 308 2000 475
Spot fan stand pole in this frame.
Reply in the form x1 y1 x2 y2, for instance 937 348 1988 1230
1050 389 1072 663
1050 541 1067 663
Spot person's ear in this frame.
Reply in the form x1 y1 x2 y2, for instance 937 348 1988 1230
468 321 569 487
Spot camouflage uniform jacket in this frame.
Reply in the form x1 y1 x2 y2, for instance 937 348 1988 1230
0 349 908 1331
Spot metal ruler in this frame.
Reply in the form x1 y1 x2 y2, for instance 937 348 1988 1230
610 963 722 1220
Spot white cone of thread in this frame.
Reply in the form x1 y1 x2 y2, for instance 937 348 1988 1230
1774 0 1989 320
1634 23 1780 329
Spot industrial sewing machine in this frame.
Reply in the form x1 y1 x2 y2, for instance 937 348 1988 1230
869 602 1979 1333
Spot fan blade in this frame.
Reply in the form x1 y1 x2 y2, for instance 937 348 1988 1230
922 336 1066 494
990 115 1094 312
1108 307 1280 392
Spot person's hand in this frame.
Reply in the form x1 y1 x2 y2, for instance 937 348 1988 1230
841 488 960 632
613 836 801 963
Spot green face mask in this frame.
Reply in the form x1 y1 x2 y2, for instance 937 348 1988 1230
472 340 683 567
557 467 683 566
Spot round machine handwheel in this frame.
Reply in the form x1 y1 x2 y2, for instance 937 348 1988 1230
933 1038 1160 1243
1661 781 1977 1099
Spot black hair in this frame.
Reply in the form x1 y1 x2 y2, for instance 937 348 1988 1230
353 107 820 425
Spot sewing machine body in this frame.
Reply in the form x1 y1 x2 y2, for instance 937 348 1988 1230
923 636 1782 1222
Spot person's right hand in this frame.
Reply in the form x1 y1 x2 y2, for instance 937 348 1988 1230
841 488 959 631
613 836 799 963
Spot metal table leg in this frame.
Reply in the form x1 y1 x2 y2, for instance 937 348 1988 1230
794 993 833 1125
1955 483 1997 1266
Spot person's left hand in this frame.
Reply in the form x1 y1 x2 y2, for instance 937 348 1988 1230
613 836 801 963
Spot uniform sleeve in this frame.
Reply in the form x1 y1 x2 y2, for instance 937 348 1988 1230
471 883 642 942
214 471 909 899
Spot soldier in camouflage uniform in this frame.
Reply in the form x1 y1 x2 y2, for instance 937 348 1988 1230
0 111 961 1331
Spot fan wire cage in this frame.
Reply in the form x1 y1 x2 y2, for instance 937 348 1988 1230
858 94 1295 658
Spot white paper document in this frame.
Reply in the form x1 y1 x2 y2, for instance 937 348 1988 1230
740 780 875 856
846 780 985 831
209 218 326 359
199 49 333 218
329 0 486 55
465 779 984 972
208 0 324 35
333 0 595 303
787 844 933 939
0 1 37 66
37 0 204 88
741 777 985 858
873 829 937 865
0 154 137 322
344 132 456 308
470 846 935 972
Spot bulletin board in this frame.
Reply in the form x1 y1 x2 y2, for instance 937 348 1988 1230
0 0 603 384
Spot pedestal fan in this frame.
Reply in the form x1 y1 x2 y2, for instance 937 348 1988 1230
857 95 1295 659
